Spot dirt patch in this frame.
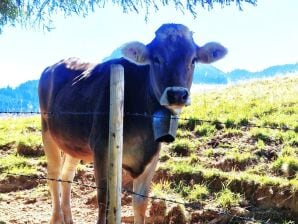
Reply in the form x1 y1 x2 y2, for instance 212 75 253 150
149 200 167 223
252 186 298 214
254 148 278 161
190 210 230 224
154 167 298 222
16 143 44 157
0 175 40 193
212 157 255 171
1 168 297 223
25 126 40 132
0 142 15 151
165 205 187 224
0 184 97 224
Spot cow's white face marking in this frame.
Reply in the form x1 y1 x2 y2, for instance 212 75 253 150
165 105 183 115
159 86 191 114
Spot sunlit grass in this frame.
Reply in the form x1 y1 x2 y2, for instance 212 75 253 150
0 115 41 150
161 158 298 191
151 180 209 203
0 154 37 177
194 123 216 137
182 76 298 130
151 180 184 203
168 138 197 156
186 184 209 201
0 76 297 222
215 188 242 209
225 147 256 163
272 156 298 175
16 133 43 156
202 148 214 157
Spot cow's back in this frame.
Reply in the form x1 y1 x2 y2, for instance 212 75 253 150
38 58 95 112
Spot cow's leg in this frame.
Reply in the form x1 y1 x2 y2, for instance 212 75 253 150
132 152 160 224
61 154 80 224
42 130 64 224
93 149 108 224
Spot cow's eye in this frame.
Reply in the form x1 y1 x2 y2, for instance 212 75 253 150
153 56 160 65
192 57 198 65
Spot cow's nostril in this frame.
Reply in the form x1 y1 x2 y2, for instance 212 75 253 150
182 91 188 100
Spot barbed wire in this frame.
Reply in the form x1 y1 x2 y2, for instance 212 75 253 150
0 110 295 222
0 110 297 132
3 172 257 222
126 112 297 132
2 111 293 221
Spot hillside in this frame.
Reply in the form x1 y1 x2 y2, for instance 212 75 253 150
0 76 297 223
227 63 298 82
0 80 39 112
0 63 297 112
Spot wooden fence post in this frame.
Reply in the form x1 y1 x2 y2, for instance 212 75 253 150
108 64 124 224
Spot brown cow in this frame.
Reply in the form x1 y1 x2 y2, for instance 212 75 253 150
38 23 227 224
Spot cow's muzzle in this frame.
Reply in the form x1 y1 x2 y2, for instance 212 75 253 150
160 87 191 113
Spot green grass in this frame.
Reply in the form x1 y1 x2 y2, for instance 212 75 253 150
282 221 296 224
281 145 297 157
0 76 297 223
225 147 256 165
0 116 41 178
16 133 43 157
0 154 37 177
250 128 273 143
162 159 295 189
186 184 209 201
202 148 214 157
151 180 184 203
151 180 209 203
222 128 243 137
168 138 197 156
215 188 242 209
182 76 298 130
256 139 266 150
0 116 41 149
272 156 298 175
194 123 216 137
176 129 194 138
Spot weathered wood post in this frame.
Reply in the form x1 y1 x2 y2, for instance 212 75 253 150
108 64 124 224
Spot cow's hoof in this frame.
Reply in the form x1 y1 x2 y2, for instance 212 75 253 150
63 216 73 224
50 211 64 224
63 219 73 224
62 208 73 224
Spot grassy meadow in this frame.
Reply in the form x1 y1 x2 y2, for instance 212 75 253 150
0 75 297 223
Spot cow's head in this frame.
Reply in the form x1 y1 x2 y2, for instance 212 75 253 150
122 23 227 114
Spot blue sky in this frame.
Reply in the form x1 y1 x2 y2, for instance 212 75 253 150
0 0 297 87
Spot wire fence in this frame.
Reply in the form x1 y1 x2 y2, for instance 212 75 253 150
0 111 297 132
3 172 258 223
1 111 296 222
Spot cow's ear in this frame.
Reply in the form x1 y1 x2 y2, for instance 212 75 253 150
121 41 150 65
197 42 227 64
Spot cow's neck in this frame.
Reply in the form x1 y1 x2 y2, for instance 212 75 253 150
120 59 159 116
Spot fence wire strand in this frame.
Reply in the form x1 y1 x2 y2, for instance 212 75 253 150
3 172 257 222
0 111 296 132
1 110 294 222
